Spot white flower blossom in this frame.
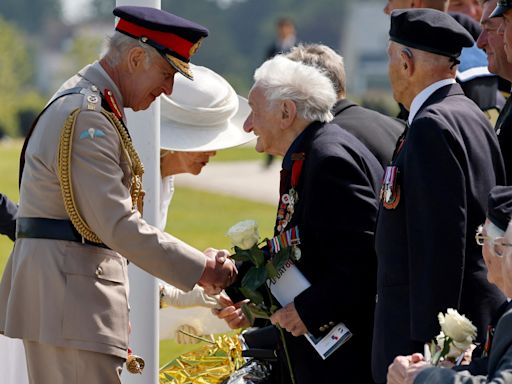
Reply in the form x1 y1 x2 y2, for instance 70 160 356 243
226 220 260 250
438 308 477 353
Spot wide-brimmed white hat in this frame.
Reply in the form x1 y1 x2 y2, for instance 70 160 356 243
160 64 255 151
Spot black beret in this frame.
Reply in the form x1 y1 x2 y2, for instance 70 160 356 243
113 6 209 80
490 0 512 18
389 9 474 59
488 186 512 231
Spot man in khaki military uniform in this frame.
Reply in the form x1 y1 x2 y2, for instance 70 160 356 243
0 6 236 383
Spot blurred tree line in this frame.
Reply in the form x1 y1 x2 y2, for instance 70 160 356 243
0 0 60 136
0 0 357 137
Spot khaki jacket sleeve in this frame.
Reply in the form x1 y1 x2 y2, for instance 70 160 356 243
67 110 206 291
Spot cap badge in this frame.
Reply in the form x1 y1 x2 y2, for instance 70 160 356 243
189 37 204 57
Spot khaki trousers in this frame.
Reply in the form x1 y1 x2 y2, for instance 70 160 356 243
23 340 124 384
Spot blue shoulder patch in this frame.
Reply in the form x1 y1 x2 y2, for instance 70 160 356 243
79 128 106 140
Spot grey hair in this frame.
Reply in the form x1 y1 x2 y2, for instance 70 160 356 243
101 31 161 68
253 55 336 122
286 43 346 99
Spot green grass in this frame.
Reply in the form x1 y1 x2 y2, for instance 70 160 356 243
211 144 271 163
0 139 276 366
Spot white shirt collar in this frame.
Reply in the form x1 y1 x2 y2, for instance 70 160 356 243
408 78 456 125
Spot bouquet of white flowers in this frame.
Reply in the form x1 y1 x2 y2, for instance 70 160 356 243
428 308 477 365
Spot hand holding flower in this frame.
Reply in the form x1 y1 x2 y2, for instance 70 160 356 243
387 354 429 384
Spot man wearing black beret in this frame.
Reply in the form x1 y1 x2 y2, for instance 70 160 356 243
373 8 506 383
0 6 237 383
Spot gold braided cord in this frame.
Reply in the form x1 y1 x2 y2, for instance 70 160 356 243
57 108 145 244
100 109 145 214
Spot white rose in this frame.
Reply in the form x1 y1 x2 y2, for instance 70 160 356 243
438 308 477 352
226 220 260 250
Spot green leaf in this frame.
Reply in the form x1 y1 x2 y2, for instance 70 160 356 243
266 260 278 278
239 287 264 305
250 246 265 267
273 247 292 270
241 266 268 291
231 247 251 262
441 337 452 357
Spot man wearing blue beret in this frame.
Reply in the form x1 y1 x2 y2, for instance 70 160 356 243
0 6 237 383
372 8 506 383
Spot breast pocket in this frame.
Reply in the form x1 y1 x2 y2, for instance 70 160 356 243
61 244 129 348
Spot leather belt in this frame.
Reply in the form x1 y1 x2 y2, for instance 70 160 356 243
16 217 110 249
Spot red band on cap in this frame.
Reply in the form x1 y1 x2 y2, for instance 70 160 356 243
116 18 194 60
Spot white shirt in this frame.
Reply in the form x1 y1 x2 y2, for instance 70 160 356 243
408 78 456 125
159 175 175 230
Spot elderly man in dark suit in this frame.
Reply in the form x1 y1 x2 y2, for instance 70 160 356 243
387 186 512 383
0 194 16 241
372 9 506 383
219 53 383 383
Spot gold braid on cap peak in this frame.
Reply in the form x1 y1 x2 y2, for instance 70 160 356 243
58 108 145 244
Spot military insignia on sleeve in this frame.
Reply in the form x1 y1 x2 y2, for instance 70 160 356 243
380 166 401 209
79 128 106 140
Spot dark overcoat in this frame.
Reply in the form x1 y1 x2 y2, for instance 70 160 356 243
372 83 506 383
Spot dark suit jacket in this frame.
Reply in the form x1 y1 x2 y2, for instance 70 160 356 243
332 99 405 169
0 193 17 241
275 121 383 384
415 307 512 383
372 83 506 383
495 96 512 184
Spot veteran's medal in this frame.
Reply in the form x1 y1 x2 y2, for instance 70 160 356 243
381 166 401 209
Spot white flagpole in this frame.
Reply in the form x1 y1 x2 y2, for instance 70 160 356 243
115 1 161 383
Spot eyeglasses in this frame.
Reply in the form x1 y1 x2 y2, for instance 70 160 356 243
475 225 512 258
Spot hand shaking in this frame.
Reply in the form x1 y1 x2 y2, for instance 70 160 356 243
198 248 237 295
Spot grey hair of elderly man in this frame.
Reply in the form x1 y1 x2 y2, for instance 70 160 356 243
101 31 161 68
252 55 336 123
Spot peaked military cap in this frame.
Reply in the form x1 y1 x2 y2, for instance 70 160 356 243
488 186 512 231
113 6 209 80
490 0 512 18
389 9 474 60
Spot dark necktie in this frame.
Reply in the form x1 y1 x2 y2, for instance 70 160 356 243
496 96 512 135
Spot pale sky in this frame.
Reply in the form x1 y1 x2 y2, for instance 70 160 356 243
60 0 93 23
60 0 245 23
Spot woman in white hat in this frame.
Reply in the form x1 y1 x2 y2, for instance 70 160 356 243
157 64 255 344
